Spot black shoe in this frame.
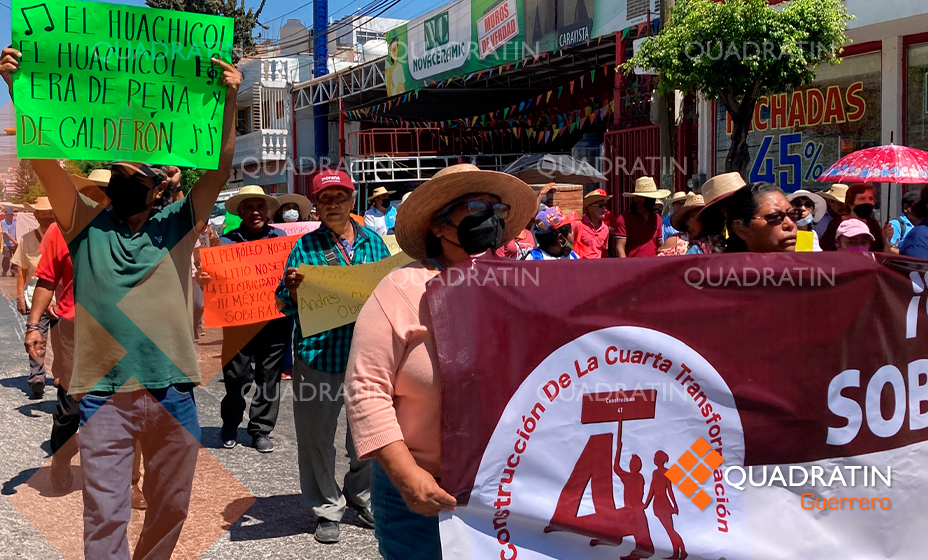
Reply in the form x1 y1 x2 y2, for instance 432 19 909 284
221 427 238 449
349 502 375 529
314 520 340 544
29 380 44 399
253 434 274 453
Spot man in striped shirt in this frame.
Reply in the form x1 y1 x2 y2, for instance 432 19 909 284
276 170 390 544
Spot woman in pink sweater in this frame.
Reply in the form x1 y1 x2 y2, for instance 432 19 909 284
345 163 536 559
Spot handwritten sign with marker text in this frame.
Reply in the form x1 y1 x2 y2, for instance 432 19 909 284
296 251 415 337
12 0 233 168
200 235 300 328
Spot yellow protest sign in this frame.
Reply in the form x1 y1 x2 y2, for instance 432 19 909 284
382 234 402 255
296 251 415 337
796 230 815 252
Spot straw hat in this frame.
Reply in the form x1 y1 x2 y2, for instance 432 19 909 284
786 189 826 223
819 184 850 204
669 191 689 204
395 164 537 261
367 186 396 201
88 168 111 188
671 194 704 231
697 172 747 220
583 188 612 208
24 197 53 213
622 176 671 199
224 185 281 216
275 193 313 219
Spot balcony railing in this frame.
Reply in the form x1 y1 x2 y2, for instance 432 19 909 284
239 57 299 93
232 129 289 166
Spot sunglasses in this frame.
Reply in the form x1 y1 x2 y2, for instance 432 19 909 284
752 208 803 226
455 200 511 219
589 203 607 209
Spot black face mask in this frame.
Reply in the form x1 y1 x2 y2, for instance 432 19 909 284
642 198 656 212
854 203 874 219
107 174 153 219
457 212 505 254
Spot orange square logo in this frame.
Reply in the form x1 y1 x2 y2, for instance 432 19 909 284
677 450 698 471
665 439 726 512
678 476 699 497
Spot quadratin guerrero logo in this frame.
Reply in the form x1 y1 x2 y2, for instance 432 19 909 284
664 437 724 511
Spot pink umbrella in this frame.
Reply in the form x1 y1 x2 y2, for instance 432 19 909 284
817 144 928 184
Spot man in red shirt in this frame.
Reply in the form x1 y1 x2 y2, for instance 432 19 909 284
615 177 669 258
25 221 78 491
574 189 613 259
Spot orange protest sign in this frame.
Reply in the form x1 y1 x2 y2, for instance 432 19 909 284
199 235 300 328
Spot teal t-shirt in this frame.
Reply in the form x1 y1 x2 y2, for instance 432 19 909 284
66 194 200 394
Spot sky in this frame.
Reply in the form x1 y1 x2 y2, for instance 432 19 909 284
0 0 440 110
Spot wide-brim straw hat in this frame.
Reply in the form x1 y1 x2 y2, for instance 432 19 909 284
24 196 53 213
367 186 397 201
88 168 111 188
819 183 849 204
669 191 689 204
225 185 281 216
583 188 613 208
697 172 747 220
622 176 671 199
786 189 827 223
395 164 537 262
671 194 705 232
275 193 313 219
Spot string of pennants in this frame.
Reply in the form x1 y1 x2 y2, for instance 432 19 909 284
350 96 614 146
343 64 615 142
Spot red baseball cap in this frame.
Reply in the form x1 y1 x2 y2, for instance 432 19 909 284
311 170 356 199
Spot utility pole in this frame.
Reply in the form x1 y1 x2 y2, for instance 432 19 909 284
656 0 676 192
313 0 330 163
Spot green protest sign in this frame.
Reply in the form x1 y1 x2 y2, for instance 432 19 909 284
12 0 233 169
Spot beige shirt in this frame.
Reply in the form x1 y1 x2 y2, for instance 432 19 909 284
11 228 43 282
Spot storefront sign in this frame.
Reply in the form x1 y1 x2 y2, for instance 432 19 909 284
386 0 658 96
429 254 928 560
715 52 881 192
12 0 233 168
478 0 519 58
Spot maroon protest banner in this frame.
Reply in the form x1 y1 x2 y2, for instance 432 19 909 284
200 235 298 327
427 253 928 560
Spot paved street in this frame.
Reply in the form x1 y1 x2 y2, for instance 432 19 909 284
0 274 381 559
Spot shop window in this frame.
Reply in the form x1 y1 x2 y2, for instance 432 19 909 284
906 43 928 153
715 52 882 192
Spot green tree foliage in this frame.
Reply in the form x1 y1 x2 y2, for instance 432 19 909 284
181 168 207 194
626 0 852 174
12 159 41 203
73 160 108 177
145 0 268 61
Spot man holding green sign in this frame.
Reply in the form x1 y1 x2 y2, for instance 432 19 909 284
2 0 239 556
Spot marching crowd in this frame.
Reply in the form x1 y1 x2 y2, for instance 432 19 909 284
4 41 928 560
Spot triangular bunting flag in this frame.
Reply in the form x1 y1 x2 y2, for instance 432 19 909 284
504 108 510 118
536 94 542 105
570 82 575 95
558 86 563 99
580 76 585 88
590 69 595 82
547 91 552 103
519 102 525 111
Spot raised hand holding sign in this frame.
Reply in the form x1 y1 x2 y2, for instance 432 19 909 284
11 0 234 168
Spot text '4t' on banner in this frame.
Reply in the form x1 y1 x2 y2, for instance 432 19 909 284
429 253 928 560
199 236 299 328
12 0 233 169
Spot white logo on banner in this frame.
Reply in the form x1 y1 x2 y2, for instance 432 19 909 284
906 271 928 339
440 327 748 560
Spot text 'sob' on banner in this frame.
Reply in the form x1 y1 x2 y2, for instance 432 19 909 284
12 0 233 169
